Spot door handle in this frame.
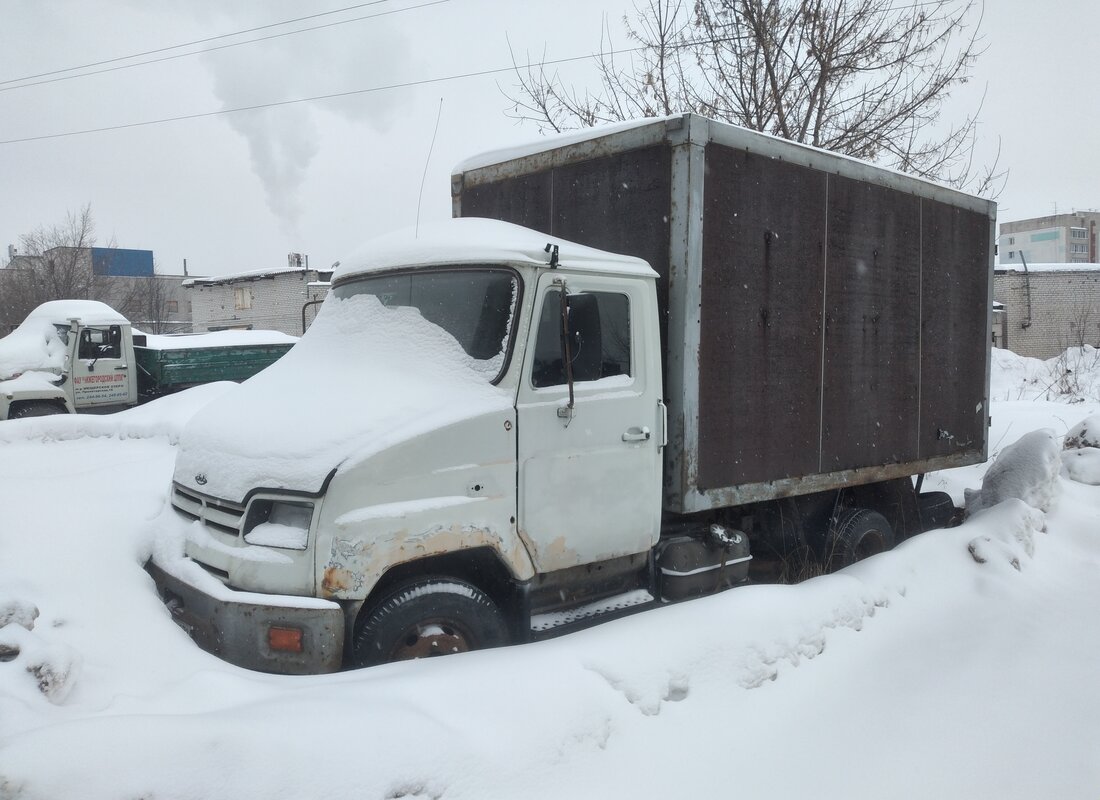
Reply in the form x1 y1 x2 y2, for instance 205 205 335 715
622 426 651 442
114 365 129 371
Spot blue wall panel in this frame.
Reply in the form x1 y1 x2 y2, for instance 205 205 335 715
91 247 154 277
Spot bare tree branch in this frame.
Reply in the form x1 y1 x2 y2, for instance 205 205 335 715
503 0 1003 196
1 206 183 333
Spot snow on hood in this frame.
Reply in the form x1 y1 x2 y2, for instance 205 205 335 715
173 293 513 503
0 318 67 381
0 370 63 395
332 217 656 283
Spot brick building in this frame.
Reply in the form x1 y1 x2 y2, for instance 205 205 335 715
993 263 1100 358
184 256 331 336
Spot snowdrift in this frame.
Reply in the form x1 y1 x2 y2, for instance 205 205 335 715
0 347 1098 799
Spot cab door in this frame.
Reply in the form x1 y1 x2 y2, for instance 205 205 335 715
515 272 663 574
70 325 137 410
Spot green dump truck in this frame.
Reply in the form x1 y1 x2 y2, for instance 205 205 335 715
0 300 296 420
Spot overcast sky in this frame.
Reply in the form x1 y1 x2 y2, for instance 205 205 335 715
1 0 1097 277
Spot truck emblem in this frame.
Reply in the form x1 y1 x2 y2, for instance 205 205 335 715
195 473 208 485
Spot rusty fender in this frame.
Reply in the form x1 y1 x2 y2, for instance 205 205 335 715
320 523 535 601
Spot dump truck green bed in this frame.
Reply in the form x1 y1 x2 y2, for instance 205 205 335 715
134 342 295 394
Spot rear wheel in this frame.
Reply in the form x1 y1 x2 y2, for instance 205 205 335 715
827 508 895 570
9 401 65 419
916 491 958 531
352 577 509 667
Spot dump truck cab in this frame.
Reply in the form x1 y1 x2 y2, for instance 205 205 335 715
0 300 136 419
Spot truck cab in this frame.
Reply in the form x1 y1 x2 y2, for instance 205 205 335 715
0 300 137 420
150 218 671 673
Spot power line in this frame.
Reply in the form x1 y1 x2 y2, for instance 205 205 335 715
1 0 953 94
0 1 448 94
0 1 392 86
0 0 981 147
0 52 599 146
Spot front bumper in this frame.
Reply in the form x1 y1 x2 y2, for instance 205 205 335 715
146 558 345 675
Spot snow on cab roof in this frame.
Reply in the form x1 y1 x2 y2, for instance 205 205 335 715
25 300 129 326
332 217 656 283
182 266 331 288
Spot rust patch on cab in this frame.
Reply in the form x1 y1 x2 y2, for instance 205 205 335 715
322 567 357 596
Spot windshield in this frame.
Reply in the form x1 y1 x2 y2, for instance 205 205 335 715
332 268 519 383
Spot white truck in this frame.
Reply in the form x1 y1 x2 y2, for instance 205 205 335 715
0 300 296 420
0 300 139 419
148 115 994 674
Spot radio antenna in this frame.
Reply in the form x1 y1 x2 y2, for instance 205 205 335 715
415 97 444 238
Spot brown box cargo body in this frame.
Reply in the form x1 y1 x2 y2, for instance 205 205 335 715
453 114 993 515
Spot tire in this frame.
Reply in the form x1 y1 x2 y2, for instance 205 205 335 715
827 508 895 570
9 401 65 419
916 491 958 532
352 577 510 667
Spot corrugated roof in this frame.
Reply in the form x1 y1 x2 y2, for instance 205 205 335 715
183 266 331 287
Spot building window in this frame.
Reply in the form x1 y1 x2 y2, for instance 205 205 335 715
234 287 252 310
1071 243 1088 254
1071 228 1087 240
1008 250 1015 259
1008 237 1015 245
166 300 179 314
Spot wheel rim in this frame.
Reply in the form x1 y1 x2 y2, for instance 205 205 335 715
389 619 474 661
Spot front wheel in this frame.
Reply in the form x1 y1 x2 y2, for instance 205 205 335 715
352 577 509 667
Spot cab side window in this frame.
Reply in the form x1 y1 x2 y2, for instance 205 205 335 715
532 290 631 388
78 326 122 359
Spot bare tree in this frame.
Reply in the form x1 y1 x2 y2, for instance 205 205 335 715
1 205 98 328
19 204 99 299
0 267 38 333
1 206 188 335
125 272 180 334
0 205 143 331
507 0 1002 194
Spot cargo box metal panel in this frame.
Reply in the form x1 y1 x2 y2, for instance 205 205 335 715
134 342 295 392
453 114 994 515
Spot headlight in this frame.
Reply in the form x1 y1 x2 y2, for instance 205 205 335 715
242 499 314 550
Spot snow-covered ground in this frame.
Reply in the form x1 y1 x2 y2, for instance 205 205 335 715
0 348 1098 799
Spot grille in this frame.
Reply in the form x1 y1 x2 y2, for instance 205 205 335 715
171 482 245 537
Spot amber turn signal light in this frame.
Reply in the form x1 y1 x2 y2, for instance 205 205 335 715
268 626 303 653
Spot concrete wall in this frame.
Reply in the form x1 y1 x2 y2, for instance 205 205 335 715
994 269 1100 358
187 270 329 335
999 227 1065 264
999 212 1100 266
